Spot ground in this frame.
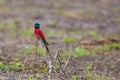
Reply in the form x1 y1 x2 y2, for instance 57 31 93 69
0 0 120 80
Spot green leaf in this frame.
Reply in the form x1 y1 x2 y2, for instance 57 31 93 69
63 36 75 44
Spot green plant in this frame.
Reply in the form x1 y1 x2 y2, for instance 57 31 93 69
0 0 5 4
13 57 20 61
104 44 111 51
93 46 103 52
6 21 17 37
22 28 33 36
0 61 3 68
49 21 57 27
2 78 5 80
114 6 120 12
88 30 96 37
93 44 111 53
93 43 120 53
63 36 75 44
84 63 93 79
111 42 120 49
114 17 120 23
55 9 63 15
20 46 35 55
94 75 111 80
47 29 55 37
58 30 65 35
0 61 25 71
88 30 102 39
83 63 111 80
20 46 46 56
8 22 16 30
71 29 82 35
27 74 40 80
72 75 77 80
72 46 90 58
40 66 48 73
78 9 85 15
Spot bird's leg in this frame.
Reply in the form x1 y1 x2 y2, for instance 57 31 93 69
36 40 38 53
35 40 38 61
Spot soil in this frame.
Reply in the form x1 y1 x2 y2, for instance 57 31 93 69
0 0 120 80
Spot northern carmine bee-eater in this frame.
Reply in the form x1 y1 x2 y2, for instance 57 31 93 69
33 22 50 52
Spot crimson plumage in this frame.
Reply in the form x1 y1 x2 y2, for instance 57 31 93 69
34 23 49 52
34 28 45 40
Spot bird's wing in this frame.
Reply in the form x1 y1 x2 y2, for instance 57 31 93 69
38 29 49 45
38 29 46 40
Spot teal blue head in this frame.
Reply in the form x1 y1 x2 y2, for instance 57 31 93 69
34 21 40 28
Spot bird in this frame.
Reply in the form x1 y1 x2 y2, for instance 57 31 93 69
33 21 50 52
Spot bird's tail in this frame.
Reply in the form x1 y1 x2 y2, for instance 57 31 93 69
45 44 53 59
40 39 52 59
45 44 50 52
41 39 49 46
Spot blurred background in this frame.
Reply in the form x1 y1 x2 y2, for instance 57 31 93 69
0 0 120 50
0 0 120 79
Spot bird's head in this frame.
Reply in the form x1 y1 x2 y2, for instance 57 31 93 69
34 21 40 29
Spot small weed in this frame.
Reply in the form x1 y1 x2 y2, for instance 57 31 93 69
72 75 77 80
111 42 120 49
58 30 65 35
104 44 111 51
71 28 82 35
94 45 109 52
72 46 90 58
40 66 48 73
113 6 120 12
54 9 63 15
113 17 120 24
61 50 70 59
94 46 101 53
88 30 97 37
84 63 93 79
0 21 5 30
78 9 85 15
2 78 5 80
22 28 33 36
0 61 25 71
0 0 5 4
0 61 3 67
49 20 57 27
47 29 55 38
20 46 46 56
63 36 75 44
5 21 17 37
27 74 40 80
13 57 20 61
94 75 111 80
110 65 115 69
88 30 102 39
38 48 46 56
93 43 120 53
7 21 16 30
